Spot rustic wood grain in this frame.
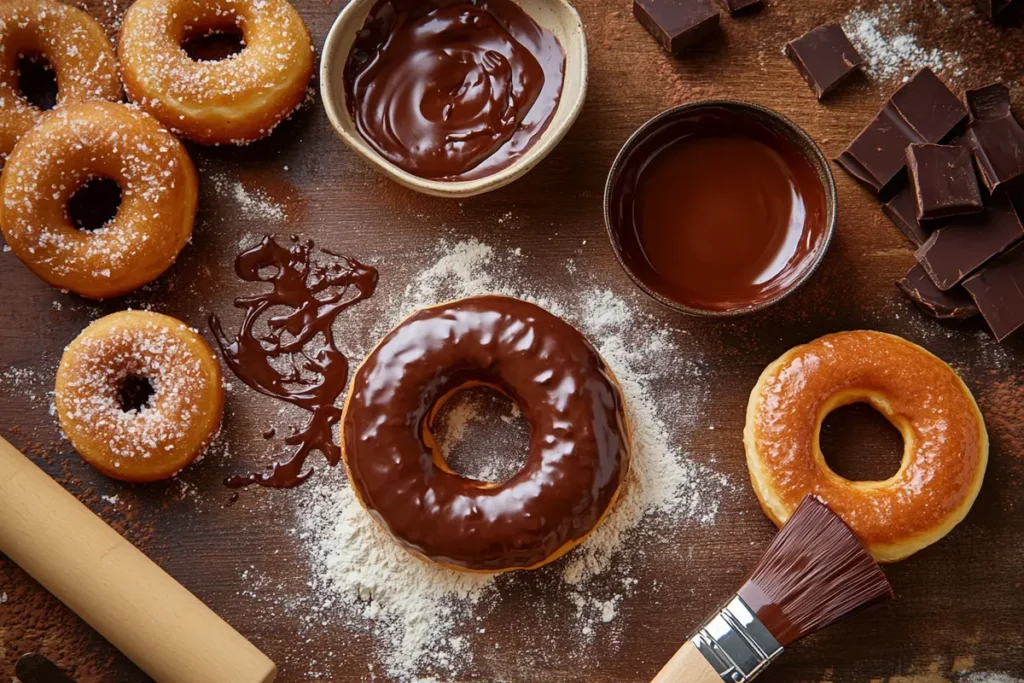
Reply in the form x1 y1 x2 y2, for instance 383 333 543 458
2 0 1024 681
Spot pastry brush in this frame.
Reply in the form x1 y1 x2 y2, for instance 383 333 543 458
652 495 893 682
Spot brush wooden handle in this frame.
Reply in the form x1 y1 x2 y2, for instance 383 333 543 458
0 435 277 683
651 640 722 683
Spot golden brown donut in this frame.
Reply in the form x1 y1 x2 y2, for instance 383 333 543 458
0 0 122 159
118 0 314 145
342 295 632 573
0 101 197 299
55 310 224 483
744 330 988 562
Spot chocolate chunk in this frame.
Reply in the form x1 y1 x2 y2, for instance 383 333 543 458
915 194 1024 290
964 240 1024 340
906 143 983 220
963 83 1024 195
837 68 967 195
785 24 864 100
898 263 979 319
883 184 932 246
715 0 762 13
633 0 720 55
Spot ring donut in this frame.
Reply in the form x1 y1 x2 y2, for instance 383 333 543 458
744 330 988 562
0 101 198 299
0 0 122 158
55 310 224 483
342 295 632 573
118 0 314 144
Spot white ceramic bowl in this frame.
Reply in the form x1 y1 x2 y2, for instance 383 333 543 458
320 0 588 198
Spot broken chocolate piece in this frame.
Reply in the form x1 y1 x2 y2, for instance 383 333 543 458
964 83 1024 194
964 240 1024 341
898 263 979 320
883 184 932 246
906 143 983 220
785 24 864 100
715 0 762 13
837 68 967 195
915 194 1024 290
633 0 720 55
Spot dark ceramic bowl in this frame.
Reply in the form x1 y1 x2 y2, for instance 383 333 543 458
603 100 838 317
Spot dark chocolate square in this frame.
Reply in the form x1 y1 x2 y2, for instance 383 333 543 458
633 0 720 55
883 184 932 246
963 83 1024 195
785 24 864 100
837 68 967 195
715 0 762 13
964 240 1024 340
906 143 983 220
915 194 1024 290
898 263 979 320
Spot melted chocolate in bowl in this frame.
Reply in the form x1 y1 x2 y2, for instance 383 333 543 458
607 104 833 314
343 0 565 181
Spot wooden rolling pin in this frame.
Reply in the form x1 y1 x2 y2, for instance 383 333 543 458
0 435 277 683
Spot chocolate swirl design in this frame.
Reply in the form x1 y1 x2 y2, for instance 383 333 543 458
344 0 565 180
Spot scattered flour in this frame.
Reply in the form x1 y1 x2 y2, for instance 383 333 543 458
210 174 286 222
844 4 965 81
293 238 730 681
960 675 1024 683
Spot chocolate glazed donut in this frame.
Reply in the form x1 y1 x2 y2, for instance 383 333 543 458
341 295 631 572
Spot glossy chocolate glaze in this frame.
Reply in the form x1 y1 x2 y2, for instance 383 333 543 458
343 0 565 181
608 106 829 313
210 236 378 489
342 295 631 571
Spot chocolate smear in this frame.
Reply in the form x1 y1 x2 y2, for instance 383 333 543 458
210 236 378 489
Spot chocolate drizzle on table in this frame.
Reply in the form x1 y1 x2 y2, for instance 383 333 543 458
210 236 378 489
343 0 565 181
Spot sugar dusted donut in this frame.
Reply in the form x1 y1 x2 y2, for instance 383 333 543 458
0 0 122 159
744 331 988 562
55 310 224 483
117 0 314 145
0 101 197 299
342 295 632 573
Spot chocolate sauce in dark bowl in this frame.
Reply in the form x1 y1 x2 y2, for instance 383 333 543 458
604 102 837 316
342 0 566 181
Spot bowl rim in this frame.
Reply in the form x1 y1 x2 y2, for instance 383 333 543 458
602 99 839 318
319 0 589 199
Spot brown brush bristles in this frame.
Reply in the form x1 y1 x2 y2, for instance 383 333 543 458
737 496 893 647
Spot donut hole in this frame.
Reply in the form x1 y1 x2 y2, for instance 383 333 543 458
119 374 155 413
68 178 123 232
431 386 530 484
182 26 246 62
820 403 905 482
17 54 58 111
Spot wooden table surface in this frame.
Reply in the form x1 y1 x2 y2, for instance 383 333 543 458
2 0 1024 681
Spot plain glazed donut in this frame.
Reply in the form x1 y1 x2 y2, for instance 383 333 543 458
744 330 988 562
118 0 314 144
0 101 197 299
0 0 122 159
342 295 632 573
55 310 224 483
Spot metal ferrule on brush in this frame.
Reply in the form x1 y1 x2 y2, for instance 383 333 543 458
689 595 783 683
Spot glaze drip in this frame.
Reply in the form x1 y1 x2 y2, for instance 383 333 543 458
210 235 378 489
